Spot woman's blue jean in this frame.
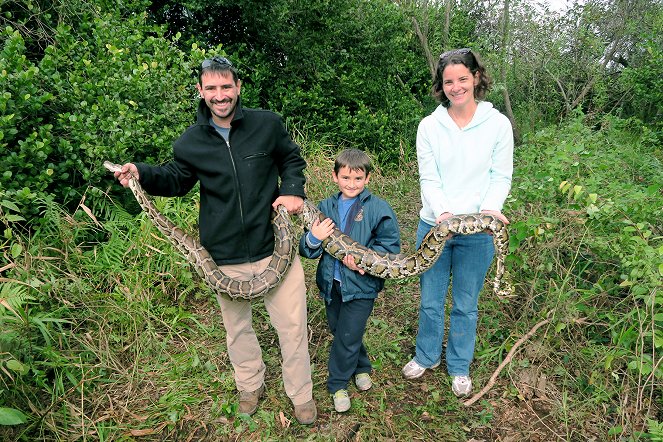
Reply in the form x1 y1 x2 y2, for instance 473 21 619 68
413 219 495 376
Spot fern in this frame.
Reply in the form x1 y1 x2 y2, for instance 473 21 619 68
89 232 130 274
0 282 32 316
89 185 136 224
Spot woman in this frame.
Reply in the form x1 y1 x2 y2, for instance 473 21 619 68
402 48 513 397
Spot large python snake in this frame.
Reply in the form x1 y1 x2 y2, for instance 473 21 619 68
104 161 511 300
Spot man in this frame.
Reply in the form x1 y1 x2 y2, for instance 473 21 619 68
112 56 317 424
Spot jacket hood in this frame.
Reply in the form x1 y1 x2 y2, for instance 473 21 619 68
431 101 499 130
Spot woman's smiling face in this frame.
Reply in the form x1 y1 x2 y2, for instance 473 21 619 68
442 63 479 108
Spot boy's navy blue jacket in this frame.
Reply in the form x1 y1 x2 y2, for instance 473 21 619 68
299 188 401 303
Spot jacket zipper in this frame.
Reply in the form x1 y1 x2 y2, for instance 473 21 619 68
225 138 252 260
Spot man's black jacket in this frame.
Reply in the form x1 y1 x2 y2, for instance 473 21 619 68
136 98 306 265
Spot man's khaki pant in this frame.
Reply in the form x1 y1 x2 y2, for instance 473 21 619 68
215 256 313 406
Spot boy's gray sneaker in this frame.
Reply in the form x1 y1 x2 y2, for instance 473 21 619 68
332 389 351 412
355 373 373 391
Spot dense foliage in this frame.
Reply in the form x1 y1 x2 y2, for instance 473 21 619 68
1 0 662 439
150 0 433 165
0 7 201 218
1 0 661 219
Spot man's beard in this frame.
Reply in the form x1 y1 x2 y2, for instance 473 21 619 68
210 98 236 120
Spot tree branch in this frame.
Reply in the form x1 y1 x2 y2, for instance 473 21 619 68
463 315 552 406
411 16 435 77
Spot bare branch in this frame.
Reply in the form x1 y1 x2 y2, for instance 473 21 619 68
463 315 552 407
412 15 436 77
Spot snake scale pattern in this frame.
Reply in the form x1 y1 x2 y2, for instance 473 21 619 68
104 161 511 300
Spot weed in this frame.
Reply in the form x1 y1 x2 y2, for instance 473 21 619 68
1 114 661 440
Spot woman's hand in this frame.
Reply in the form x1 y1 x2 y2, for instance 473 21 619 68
481 209 510 224
435 211 454 224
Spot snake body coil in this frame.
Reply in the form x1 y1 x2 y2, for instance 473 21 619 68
104 161 511 299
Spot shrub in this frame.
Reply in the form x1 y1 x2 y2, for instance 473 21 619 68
1 16 206 220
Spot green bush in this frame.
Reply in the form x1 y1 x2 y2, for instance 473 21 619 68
1 16 205 220
150 0 432 166
508 112 663 388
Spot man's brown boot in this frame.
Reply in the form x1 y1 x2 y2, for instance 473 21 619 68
238 384 265 415
294 399 317 425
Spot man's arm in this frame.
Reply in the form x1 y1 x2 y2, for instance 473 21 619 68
134 158 198 197
271 115 306 212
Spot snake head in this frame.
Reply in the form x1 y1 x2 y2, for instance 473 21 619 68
103 161 122 173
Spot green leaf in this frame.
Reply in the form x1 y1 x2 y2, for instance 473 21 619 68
0 407 27 425
5 359 28 375
572 185 583 199
608 426 623 436
559 181 571 193
654 334 663 349
10 243 22 258
5 214 24 222
0 200 20 211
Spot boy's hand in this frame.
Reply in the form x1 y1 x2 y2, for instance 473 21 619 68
343 255 365 275
310 218 335 241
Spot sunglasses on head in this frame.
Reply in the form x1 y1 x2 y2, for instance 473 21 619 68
439 48 471 60
201 56 233 69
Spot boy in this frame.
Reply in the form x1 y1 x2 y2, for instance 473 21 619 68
299 149 401 412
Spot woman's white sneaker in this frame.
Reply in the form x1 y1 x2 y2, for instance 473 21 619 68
402 359 440 379
452 375 472 397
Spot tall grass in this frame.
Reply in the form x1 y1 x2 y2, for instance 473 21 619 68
0 113 661 440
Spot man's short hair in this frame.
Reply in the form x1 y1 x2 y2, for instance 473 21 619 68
198 56 239 84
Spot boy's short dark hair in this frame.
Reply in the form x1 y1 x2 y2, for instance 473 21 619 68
334 148 373 175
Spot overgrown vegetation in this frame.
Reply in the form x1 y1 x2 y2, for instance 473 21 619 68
2 0 661 222
1 0 662 440
1 114 661 440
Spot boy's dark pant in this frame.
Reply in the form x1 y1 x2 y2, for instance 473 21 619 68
326 280 375 393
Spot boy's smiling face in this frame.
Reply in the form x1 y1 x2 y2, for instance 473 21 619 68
333 166 371 199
